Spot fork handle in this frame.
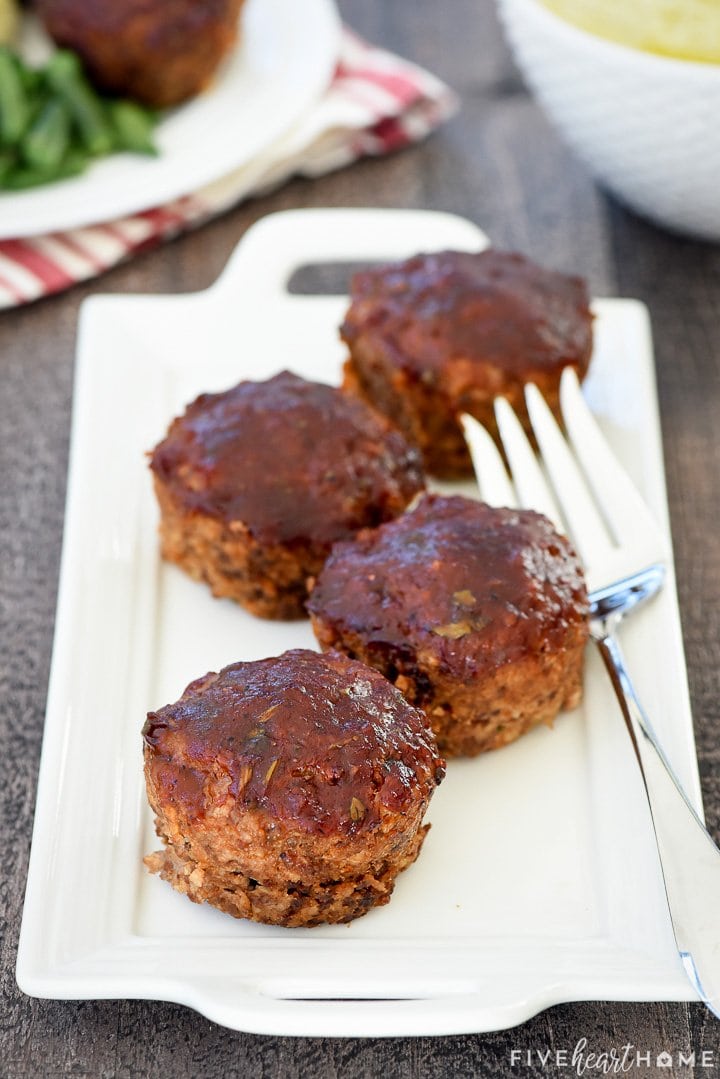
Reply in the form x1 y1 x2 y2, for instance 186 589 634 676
596 630 720 1017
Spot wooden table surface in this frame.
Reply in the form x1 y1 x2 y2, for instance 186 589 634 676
3 1 720 1074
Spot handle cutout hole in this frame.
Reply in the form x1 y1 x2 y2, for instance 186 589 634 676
287 261 388 296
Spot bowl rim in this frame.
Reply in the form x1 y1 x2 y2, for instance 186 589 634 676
498 0 720 78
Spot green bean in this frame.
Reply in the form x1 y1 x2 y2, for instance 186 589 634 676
13 53 41 95
0 45 29 144
1 147 88 189
0 148 14 179
0 166 48 189
0 47 163 192
21 97 69 170
57 148 89 178
44 49 113 156
107 99 158 155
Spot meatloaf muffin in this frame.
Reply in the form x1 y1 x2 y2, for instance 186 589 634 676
38 0 245 108
143 648 444 927
308 494 589 757
150 371 425 619
341 249 593 477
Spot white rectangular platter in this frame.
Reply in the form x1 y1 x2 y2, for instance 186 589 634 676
17 208 702 1036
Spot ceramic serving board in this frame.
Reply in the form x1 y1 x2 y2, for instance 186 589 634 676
16 209 700 1035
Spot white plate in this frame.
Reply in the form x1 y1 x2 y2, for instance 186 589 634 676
16 209 702 1036
0 0 340 238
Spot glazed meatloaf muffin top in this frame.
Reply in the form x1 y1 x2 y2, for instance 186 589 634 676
307 494 589 683
143 648 444 839
38 0 245 108
150 370 425 549
143 648 444 925
341 249 593 383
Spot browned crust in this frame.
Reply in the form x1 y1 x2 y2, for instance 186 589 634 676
307 495 590 757
38 0 245 108
311 614 585 756
150 372 425 618
144 821 430 928
340 249 593 478
343 352 569 479
143 649 444 926
153 475 320 619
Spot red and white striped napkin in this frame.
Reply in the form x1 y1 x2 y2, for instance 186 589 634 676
0 29 457 309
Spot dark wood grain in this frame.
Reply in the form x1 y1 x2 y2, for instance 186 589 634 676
3 0 720 1074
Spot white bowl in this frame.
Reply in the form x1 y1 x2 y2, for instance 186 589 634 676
498 0 720 240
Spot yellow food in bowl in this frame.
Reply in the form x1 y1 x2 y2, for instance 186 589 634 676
541 0 720 64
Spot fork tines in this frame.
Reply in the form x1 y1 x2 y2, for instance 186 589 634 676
461 368 668 593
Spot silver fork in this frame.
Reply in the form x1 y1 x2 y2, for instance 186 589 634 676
461 367 720 1020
